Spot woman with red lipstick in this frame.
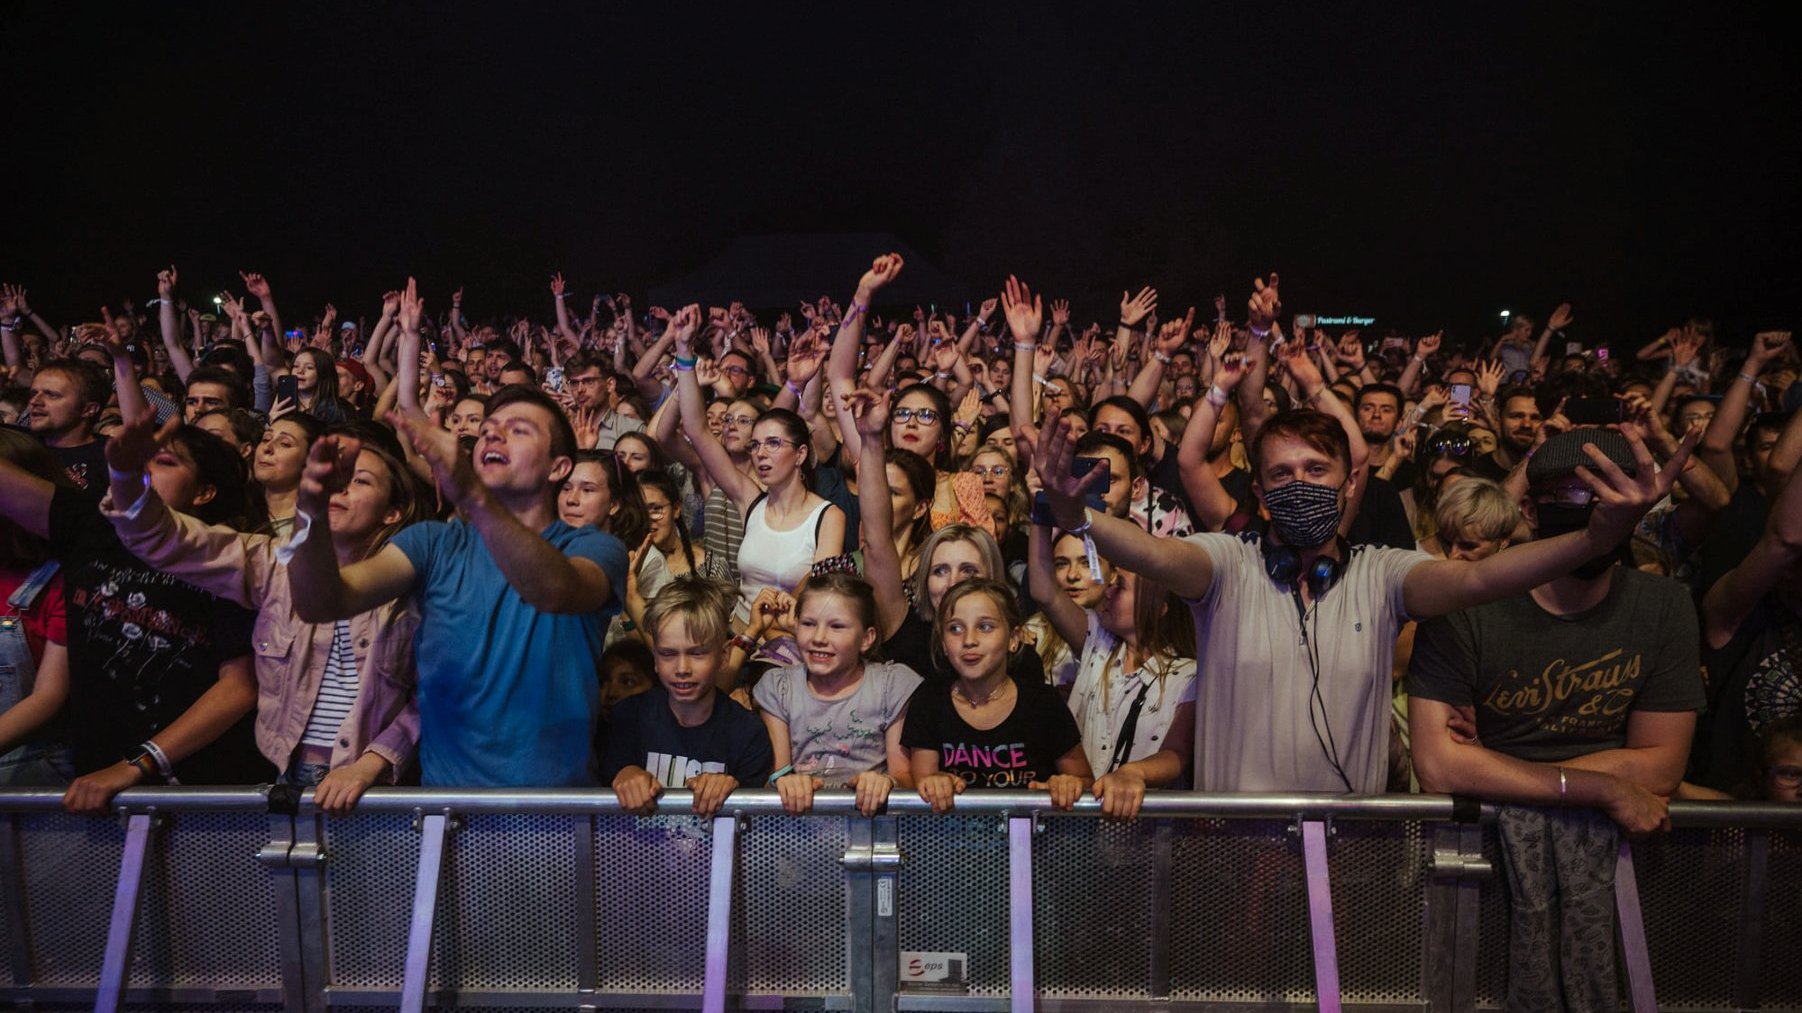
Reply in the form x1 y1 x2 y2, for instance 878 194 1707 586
672 305 846 622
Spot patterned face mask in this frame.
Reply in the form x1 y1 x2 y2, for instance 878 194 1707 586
1262 479 1343 548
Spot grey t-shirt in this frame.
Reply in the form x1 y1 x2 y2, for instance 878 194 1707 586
1406 567 1704 763
752 660 924 780
1187 532 1431 793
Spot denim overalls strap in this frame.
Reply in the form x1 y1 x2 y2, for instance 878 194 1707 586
1 560 73 783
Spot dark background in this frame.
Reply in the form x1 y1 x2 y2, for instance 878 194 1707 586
3 4 1797 349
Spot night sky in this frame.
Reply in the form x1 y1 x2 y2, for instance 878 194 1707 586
4 4 1797 350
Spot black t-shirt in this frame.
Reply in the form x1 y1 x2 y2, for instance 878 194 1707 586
1218 466 1259 535
884 608 1046 686
1348 472 1418 550
49 487 267 783
900 677 1083 788
48 440 108 502
1148 442 1198 522
1693 485 1768 601
1690 601 1802 793
599 685 774 787
1407 567 1705 762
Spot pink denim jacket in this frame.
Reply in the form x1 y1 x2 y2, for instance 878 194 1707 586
100 490 420 781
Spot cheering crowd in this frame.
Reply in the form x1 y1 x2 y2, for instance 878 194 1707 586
0 258 1797 828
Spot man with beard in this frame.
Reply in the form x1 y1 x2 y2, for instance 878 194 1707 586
1494 386 1545 470
1407 428 1703 1013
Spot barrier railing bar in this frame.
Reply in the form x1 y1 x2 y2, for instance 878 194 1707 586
0 813 34 989
1735 828 1770 1011
1147 818 1174 999
873 815 900 1012
1300 819 1341 1013
703 814 739 1013
398 811 450 1013
572 814 599 997
96 811 156 1013
291 810 330 1013
845 816 876 1013
1451 824 1484 1013
256 810 307 1013
1613 840 1657 1013
1007 815 1037 1013
6 788 1801 829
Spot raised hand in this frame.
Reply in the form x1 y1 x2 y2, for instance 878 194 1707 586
1276 334 1324 391
841 386 891 441
1415 330 1443 359
1119 286 1157 327
1748 331 1794 370
388 406 479 505
1247 273 1281 332
1213 351 1249 393
1031 417 1107 529
1213 292 1228 321
2 284 30 316
1578 426 1699 549
1155 317 1188 356
978 296 999 321
1476 358 1507 398
156 265 178 298
240 271 272 300
1547 302 1575 331
857 253 905 296
1208 320 1232 362
1050 298 1072 327
1001 275 1044 344
1669 328 1704 368
297 433 365 508
571 406 601 449
381 290 401 317
103 409 181 476
666 304 701 354
549 273 567 297
452 286 465 308
750 326 772 358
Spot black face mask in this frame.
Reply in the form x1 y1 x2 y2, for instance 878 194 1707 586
1535 503 1625 579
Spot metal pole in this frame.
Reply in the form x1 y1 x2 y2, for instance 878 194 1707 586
1735 829 1770 1012
703 814 739 1013
97 812 157 1013
255 811 306 1013
399 812 451 1013
0 813 35 989
1008 815 1035 1013
1300 819 1342 1013
845 816 875 1013
1613 840 1657 1013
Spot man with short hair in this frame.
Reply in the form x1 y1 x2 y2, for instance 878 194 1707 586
1408 428 1705 1013
182 365 248 422
566 352 646 451
287 386 627 786
27 359 110 496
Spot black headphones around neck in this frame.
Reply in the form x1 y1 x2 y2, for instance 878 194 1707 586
1261 537 1347 600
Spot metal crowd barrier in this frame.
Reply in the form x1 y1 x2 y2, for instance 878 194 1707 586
1 788 1799 1013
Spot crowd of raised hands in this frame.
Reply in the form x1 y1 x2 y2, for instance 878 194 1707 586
1 252 1798 835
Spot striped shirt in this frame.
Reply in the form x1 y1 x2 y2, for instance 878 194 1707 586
299 620 360 749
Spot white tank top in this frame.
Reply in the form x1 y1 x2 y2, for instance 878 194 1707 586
736 497 831 606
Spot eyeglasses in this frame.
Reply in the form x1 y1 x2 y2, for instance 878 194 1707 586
892 407 940 426
967 464 1010 478
1771 764 1802 787
645 503 671 517
722 414 758 427
720 364 751 378
1427 435 1474 458
747 437 800 454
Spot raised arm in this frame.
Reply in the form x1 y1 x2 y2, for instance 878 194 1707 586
550 273 581 346
1703 461 1802 649
1701 331 1790 494
1527 302 1573 366
825 254 904 409
846 389 911 640
1175 357 1248 531
240 271 283 349
1034 416 1215 601
671 306 761 512
288 436 420 622
1396 331 1441 397
2 284 58 346
1026 522 1090 652
390 408 613 613
155 266 197 381
1236 274 1281 443
1404 427 1697 618
91 314 149 427
393 278 424 412
1127 310 1192 411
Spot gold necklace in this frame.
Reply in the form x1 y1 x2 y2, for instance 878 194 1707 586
956 678 1013 708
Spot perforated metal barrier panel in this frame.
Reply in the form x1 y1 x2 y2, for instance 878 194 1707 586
3 790 1801 1012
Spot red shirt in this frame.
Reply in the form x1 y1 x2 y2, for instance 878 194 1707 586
1 565 68 664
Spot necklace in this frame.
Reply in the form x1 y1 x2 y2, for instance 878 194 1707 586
956 677 1013 709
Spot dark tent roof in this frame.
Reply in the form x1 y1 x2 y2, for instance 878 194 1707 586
648 233 969 312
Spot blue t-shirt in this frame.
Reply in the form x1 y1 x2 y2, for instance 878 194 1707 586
391 517 628 786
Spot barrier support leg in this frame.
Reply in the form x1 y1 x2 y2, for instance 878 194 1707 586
1008 815 1035 1013
399 811 451 1013
1614 840 1657 1013
1300 819 1342 1013
1735 829 1770 1012
96 812 157 1013
0 813 34 990
703 813 740 1013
